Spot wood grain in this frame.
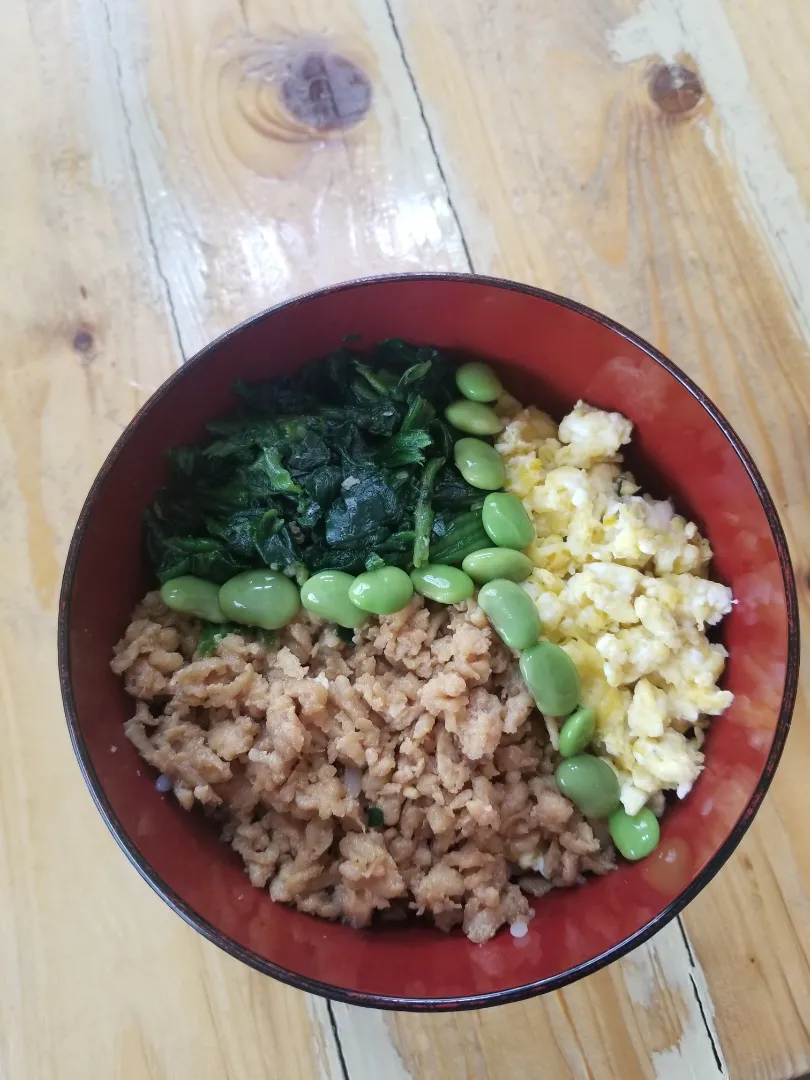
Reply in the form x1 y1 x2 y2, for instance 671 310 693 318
0 0 345 1077
389 1 810 1078
1 0 809 1078
720 0 810 209
0 0 462 1077
102 0 467 356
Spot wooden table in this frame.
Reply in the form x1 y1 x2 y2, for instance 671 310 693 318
1 1 808 1077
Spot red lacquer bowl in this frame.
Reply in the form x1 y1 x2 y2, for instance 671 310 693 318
58 274 799 1010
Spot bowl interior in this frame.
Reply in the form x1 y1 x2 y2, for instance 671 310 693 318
61 276 795 1007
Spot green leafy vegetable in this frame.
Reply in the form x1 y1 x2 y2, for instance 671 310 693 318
428 509 490 564
196 621 277 656
413 456 444 568
197 621 237 656
366 806 385 827
146 341 484 584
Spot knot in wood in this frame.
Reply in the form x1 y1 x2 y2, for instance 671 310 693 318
72 329 94 354
648 63 703 115
280 51 371 132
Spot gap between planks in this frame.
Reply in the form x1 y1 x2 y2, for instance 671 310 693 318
307 997 413 1080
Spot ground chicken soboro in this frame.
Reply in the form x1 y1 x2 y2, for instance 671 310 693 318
111 591 615 942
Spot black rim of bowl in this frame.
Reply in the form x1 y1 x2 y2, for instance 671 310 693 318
58 272 800 1012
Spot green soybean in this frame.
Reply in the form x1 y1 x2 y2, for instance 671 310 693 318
482 492 535 550
609 807 660 860
558 707 596 758
519 640 581 717
301 571 367 628
462 547 533 584
348 566 414 615
455 361 503 403
477 579 541 650
410 564 475 604
554 755 621 819
454 438 506 491
219 570 300 630
160 576 226 623
445 400 503 436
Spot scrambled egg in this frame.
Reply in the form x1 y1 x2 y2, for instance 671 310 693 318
495 398 734 815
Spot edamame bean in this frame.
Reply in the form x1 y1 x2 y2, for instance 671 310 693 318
301 571 367 628
445 400 503 436
462 547 533 584
410 564 475 604
348 566 414 615
482 492 535 549
558 707 596 758
455 361 503 402
219 570 300 630
608 806 660 860
477 579 541 650
519 640 581 717
454 438 506 491
554 755 621 819
161 576 226 623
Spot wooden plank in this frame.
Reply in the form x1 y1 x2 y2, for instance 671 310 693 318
0 0 466 1077
609 0 810 349
0 0 346 1075
717 0 810 212
330 1004 414 1080
606 7 810 1076
388 1 810 1078
97 2 470 1074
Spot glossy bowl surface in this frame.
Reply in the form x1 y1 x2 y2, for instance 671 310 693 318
59 274 799 1010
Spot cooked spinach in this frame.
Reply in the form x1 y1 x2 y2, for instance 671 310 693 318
196 621 277 656
146 341 482 584
196 621 239 656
